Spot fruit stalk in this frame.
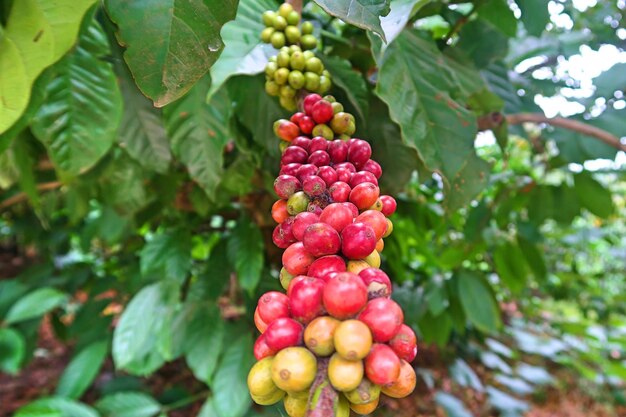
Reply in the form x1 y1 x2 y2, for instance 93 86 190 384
305 358 340 417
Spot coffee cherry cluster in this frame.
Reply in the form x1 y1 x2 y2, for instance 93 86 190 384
265 47 331 111
261 4 317 50
247 93 417 416
262 3 331 111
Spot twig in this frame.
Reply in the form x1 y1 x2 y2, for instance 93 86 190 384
478 112 626 152
0 181 62 211
442 4 476 44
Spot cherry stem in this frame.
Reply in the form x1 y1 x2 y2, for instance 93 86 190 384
306 357 340 417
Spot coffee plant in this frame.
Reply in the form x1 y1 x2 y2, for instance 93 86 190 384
0 1 625 417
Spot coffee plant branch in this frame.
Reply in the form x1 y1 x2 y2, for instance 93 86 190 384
478 112 626 152
0 181 62 211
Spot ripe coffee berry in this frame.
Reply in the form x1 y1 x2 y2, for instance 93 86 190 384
347 139 372 168
303 222 341 257
308 150 330 167
320 203 354 232
292 211 319 241
364 344 401 386
289 276 325 323
358 268 392 299
388 324 418 363
302 175 326 196
282 242 315 275
258 291 290 324
350 171 378 188
341 222 377 259
254 333 276 360
309 136 328 152
349 182 380 210
264 317 304 351
291 136 311 151
323 272 368 319
274 175 300 199
296 164 317 182
311 99 334 124
281 146 308 165
329 182 351 202
303 93 322 114
356 210 388 240
308 255 346 281
380 195 397 216
280 162 301 177
358 298 404 342
328 140 348 163
317 166 338 187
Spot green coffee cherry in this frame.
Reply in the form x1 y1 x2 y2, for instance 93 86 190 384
339 134 351 141
330 112 351 134
345 120 356 136
322 69 331 78
277 52 290 68
269 55 277 63
271 31 286 48
312 124 334 140
287 191 310 215
281 84 297 99
274 68 290 85
285 26 301 44
301 21 314 35
331 102 344 114
319 75 331 93
265 81 280 96
304 72 320 91
278 3 294 18
280 46 291 55
280 96 298 111
303 50 315 60
265 62 278 77
323 95 336 103
288 70 305 89
290 51 306 71
287 10 300 26
305 57 323 74
279 140 290 152
289 45 301 54
261 27 275 43
301 34 318 50
262 11 277 27
274 15 287 30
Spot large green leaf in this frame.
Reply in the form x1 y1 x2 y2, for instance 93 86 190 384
477 0 517 37
380 0 428 44
376 30 489 209
320 55 369 122
573 172 614 219
515 0 549 37
31 19 123 175
116 61 171 174
112 282 178 375
56 340 108 399
96 392 161 417
105 0 238 106
493 242 530 293
593 63 626 98
0 0 96 133
5 287 67 324
212 333 255 417
172 302 225 383
313 0 390 42
164 76 232 200
15 397 99 417
228 75 287 158
207 0 276 100
0 328 25 374
457 19 509 68
456 270 501 333
140 228 192 282
227 217 264 294
98 153 149 214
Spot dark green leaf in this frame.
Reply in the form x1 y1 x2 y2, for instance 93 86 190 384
5 287 67 324
0 0 96 133
320 55 369 122
164 76 232 200
0 328 25 374
227 217 264 294
104 0 238 106
418 311 453 347
212 334 255 417
376 30 489 209
31 19 122 176
478 0 517 37
116 61 171 174
11 137 40 209
98 153 149 215
96 392 161 417
56 340 108 399
313 0 390 42
112 282 178 374
15 397 99 417
515 0 549 36
207 0 276 100
0 279 29 317
140 228 192 282
493 242 530 293
379 0 429 44
516 236 546 281
457 19 509 68
594 63 626 98
573 172 614 219
456 270 501 333
228 75 287 158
